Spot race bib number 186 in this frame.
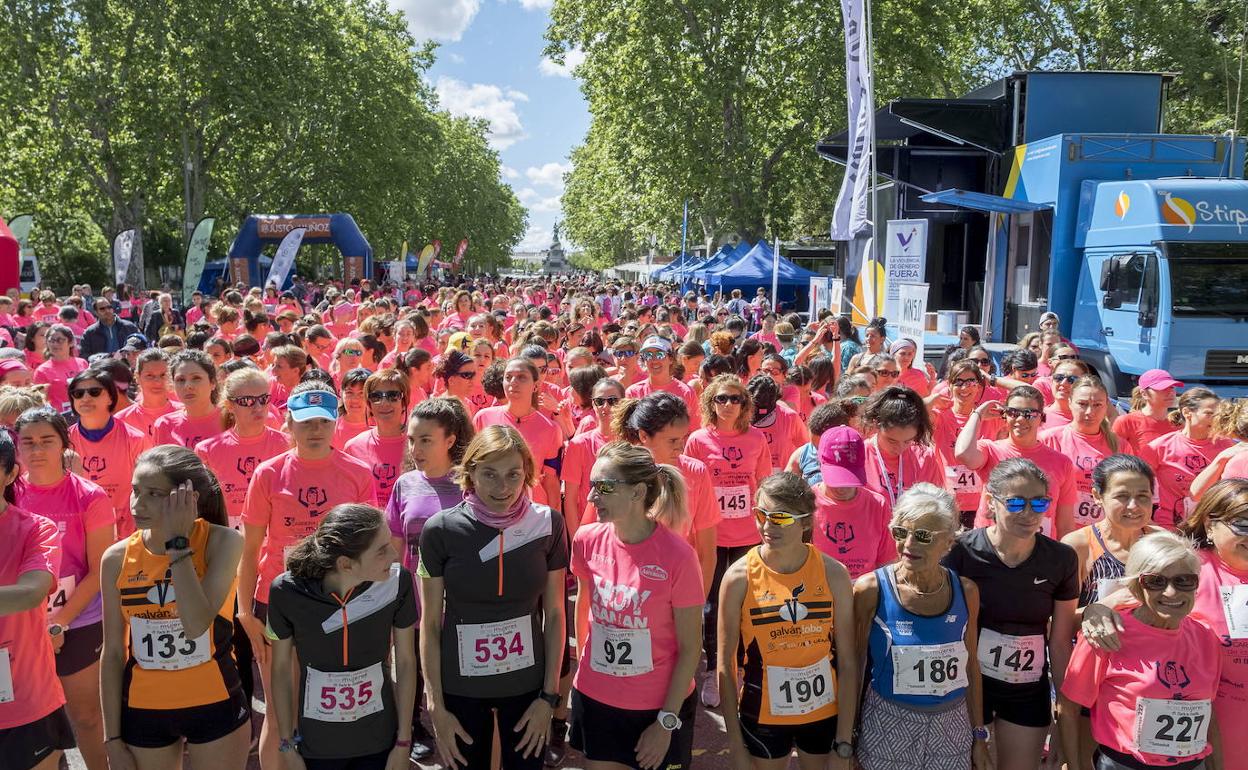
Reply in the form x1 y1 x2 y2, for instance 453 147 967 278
891 641 968 697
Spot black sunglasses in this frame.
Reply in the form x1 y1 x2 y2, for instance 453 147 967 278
70 386 105 399
592 396 621 407
453 371 475 380
367 390 404 403
714 393 744 405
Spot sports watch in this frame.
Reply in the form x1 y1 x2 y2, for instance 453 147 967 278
657 710 681 731
832 740 855 759
538 691 560 708
164 535 190 552
48 623 65 638
972 725 990 742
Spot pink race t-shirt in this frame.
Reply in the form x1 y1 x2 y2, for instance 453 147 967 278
863 436 946 509
344 429 408 509
811 484 896 579
152 409 225 450
563 428 611 509
1192 549 1248 766
17 473 113 629
754 404 807 473
332 417 369 451
571 521 703 710
625 378 702 430
1143 432 1235 527
241 450 377 603
472 407 563 508
1112 411 1177 450
1224 452 1248 482
1043 402 1073 429
684 426 771 547
1040 426 1134 528
0 507 64 729
971 439 1078 533
676 455 720 541
115 400 181 439
195 428 290 528
930 408 1001 512
68 421 151 538
898 367 931 397
1063 611 1222 766
33 357 88 411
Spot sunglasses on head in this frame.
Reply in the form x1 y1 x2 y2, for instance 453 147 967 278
754 507 809 527
1137 573 1199 593
848 395 868 405
70 386 104 399
367 390 404 403
1055 354 1079 361
1220 518 1248 537
228 393 271 408
1016 369 1038 379
1052 373 1079 384
1004 407 1041 420
714 393 744 405
590 478 628 495
993 494 1052 514
592 396 621 407
890 525 938 544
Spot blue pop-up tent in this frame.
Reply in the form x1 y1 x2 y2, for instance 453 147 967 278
652 253 697 281
693 241 753 283
704 243 820 307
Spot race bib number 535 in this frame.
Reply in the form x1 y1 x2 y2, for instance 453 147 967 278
304 663 385 723
456 616 535 677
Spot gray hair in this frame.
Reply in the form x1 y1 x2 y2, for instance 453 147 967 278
1125 531 1200 582
864 352 895 369
985 458 1049 499
835 374 873 397
891 482 959 533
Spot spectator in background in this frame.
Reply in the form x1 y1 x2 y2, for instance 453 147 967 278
80 298 139 358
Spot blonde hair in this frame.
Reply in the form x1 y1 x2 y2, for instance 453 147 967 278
1211 398 1248 441
700 374 752 432
891 482 959 533
1071 375 1118 453
0 385 47 424
596 441 688 532
709 331 735 356
455 425 539 492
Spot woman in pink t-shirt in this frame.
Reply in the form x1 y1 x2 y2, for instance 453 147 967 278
66 369 150 539
331 367 371 450
892 338 934 397
860 386 946 510
1041 376 1134 529
17 407 114 770
1062 531 1224 769
32 324 87 412
329 337 366 387
152 350 224 450
194 368 290 528
115 349 179 439
746 374 807 473
1142 387 1234 527
571 442 702 770
929 361 1004 527
472 358 562 511
434 350 479 418
345 369 410 508
563 378 624 536
1190 398 1248 502
1042 356 1089 429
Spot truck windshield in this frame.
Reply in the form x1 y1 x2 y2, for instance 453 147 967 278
1162 242 1248 318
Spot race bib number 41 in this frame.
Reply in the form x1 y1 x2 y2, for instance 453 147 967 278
456 616 535 677
715 485 750 519
1134 697 1211 757
47 575 76 616
589 623 653 677
767 659 835 717
304 662 385 723
129 617 210 671
977 628 1044 684
891 641 968 697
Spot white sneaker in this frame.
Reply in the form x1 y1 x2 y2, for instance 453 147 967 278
701 675 720 708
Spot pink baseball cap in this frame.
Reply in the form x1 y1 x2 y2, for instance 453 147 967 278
818 426 867 487
1138 369 1183 391
0 359 30 379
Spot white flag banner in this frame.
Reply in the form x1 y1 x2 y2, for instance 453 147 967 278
265 227 306 290
830 0 874 241
113 229 136 285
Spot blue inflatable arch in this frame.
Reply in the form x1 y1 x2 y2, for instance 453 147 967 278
227 213 373 287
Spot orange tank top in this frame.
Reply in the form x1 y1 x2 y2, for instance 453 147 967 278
116 518 240 710
738 544 838 725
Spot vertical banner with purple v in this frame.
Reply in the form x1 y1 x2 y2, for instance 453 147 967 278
883 219 927 322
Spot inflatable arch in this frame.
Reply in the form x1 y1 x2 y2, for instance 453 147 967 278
227 213 372 287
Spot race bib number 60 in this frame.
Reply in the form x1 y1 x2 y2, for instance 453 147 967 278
304 662 385 723
456 616 535 677
1134 697 1211 757
891 641 969 696
715 485 750 519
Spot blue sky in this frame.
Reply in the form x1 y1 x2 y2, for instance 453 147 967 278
393 0 590 252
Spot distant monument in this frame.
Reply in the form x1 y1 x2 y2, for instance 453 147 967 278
543 221 572 274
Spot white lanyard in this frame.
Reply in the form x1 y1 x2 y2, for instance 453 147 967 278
872 443 904 508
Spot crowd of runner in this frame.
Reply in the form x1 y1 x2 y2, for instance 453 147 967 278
0 275 1245 770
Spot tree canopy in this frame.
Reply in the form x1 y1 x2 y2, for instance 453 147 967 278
0 0 527 289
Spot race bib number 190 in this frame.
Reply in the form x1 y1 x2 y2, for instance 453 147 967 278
767 659 835 717
1134 697 1211 757
456 616 535 677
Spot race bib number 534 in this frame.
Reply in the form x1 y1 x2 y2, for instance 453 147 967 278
456 616 535 677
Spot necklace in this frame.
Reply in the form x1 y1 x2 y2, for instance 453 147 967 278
895 566 946 596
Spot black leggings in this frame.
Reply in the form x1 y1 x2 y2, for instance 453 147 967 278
442 690 543 770
703 544 753 671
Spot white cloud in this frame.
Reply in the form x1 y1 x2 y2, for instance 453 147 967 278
446 52 465 64
538 47 586 78
434 77 528 150
517 0 554 9
517 225 551 252
506 89 530 103
524 162 572 190
516 187 562 214
501 165 521 180
391 0 480 42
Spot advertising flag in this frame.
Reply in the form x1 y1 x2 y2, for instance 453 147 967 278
454 238 469 265
264 227 306 290
113 229 136 285
416 244 437 276
830 0 874 241
181 217 216 306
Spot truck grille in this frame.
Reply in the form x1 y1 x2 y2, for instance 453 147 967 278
1205 350 1248 378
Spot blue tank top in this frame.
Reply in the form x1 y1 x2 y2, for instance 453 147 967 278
796 443 820 486
867 565 970 706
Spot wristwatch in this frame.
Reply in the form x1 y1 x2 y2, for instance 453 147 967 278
164 535 190 552
48 623 64 638
538 690 560 708
832 740 855 759
656 710 681 731
972 725 990 742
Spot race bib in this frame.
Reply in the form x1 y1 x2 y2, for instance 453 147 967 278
891 641 968 697
1097 577 1128 602
977 628 1044 684
1134 697 1211 757
1075 491 1103 526
47 575 76 615
767 659 835 717
1221 585 1248 640
945 465 982 495
129 617 210 671
303 662 385 723
589 623 653 677
715 485 751 519
456 616 535 677
0 648 12 704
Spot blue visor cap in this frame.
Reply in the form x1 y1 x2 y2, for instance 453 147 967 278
287 390 339 422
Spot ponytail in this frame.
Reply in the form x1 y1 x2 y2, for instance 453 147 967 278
650 464 688 532
287 504 386 580
1128 386 1148 412
596 441 689 533
612 398 643 442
